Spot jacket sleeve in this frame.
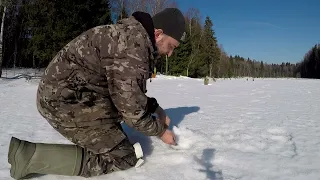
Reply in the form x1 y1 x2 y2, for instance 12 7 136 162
104 43 166 137
146 97 159 114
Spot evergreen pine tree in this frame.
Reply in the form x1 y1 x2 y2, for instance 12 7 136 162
168 31 192 76
20 0 113 68
202 16 220 78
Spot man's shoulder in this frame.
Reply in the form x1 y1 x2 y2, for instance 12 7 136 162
118 16 148 31
117 16 151 46
101 17 152 57
89 16 148 39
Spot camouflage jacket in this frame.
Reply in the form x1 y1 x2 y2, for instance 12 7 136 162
36 12 166 137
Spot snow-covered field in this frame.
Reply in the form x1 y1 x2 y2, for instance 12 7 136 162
1 70 320 180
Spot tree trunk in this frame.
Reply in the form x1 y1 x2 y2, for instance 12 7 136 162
165 55 168 75
186 54 195 77
120 0 123 20
186 30 203 77
32 53 35 68
209 62 212 77
0 6 6 78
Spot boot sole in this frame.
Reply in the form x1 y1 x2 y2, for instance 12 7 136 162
133 143 143 159
8 137 25 179
134 159 145 168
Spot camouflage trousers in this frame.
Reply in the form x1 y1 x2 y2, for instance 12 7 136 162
36 99 138 177
53 122 138 177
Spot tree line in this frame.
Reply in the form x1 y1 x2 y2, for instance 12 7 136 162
153 7 297 78
0 0 113 77
294 44 320 79
0 0 303 78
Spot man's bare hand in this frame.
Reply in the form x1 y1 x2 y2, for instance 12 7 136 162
160 129 176 145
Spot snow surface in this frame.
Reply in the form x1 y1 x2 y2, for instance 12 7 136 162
1 72 320 180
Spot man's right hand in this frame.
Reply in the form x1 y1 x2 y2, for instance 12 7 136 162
160 129 177 145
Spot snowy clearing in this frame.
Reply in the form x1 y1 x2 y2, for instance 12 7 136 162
1 72 320 180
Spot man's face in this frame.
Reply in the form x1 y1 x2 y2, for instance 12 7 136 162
154 29 179 57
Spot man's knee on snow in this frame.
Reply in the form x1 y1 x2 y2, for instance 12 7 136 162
79 139 138 177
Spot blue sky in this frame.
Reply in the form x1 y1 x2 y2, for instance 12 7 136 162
175 0 319 64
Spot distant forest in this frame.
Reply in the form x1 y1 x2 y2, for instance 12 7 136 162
0 0 317 79
295 44 320 79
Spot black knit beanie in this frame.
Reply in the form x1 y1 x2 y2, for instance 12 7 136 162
152 8 186 42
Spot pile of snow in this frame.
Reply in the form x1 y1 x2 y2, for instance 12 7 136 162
1 72 320 180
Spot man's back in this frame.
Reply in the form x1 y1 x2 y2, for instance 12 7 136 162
36 16 156 126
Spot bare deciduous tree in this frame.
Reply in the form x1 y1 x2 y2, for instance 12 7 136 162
148 0 177 16
124 0 148 15
185 8 202 77
185 8 200 36
124 0 177 16
110 0 124 20
0 0 8 77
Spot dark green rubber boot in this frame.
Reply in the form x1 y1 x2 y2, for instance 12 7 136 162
8 137 83 179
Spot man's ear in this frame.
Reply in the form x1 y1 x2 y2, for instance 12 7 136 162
154 29 164 39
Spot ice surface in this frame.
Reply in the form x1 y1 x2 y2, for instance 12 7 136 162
1 72 320 180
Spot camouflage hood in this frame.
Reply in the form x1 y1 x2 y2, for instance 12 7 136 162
119 12 160 78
